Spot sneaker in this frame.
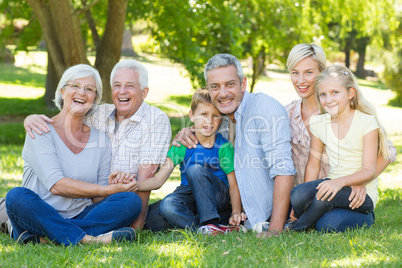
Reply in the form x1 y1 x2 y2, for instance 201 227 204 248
198 224 224 236
252 221 292 233
219 224 247 233
252 222 270 234
111 227 136 242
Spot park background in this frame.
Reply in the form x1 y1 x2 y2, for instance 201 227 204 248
0 0 401 267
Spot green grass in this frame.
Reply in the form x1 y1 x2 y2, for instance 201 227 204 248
0 135 401 267
0 63 46 88
1 57 402 267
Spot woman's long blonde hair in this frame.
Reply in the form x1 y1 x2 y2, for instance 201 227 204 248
314 65 390 160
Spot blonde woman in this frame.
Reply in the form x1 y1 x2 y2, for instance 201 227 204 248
285 44 397 231
289 65 390 231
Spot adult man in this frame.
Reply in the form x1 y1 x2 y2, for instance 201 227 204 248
22 59 171 229
174 54 295 237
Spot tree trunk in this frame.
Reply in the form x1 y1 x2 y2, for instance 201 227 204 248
95 0 129 104
355 37 369 78
27 0 89 105
44 52 58 109
121 28 137 57
344 42 351 68
250 46 266 93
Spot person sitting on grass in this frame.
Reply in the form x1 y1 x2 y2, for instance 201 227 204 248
289 65 391 231
5 64 141 245
118 87 247 235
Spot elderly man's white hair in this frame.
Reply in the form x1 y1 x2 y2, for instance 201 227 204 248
110 59 148 90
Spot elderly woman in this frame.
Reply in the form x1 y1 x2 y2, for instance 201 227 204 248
6 64 141 245
285 43 397 232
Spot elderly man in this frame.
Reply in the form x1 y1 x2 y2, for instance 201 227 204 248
22 59 171 229
173 54 295 237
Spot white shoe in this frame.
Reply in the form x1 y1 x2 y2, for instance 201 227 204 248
252 222 270 233
252 221 291 233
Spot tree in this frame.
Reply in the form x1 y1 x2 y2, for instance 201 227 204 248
242 0 319 92
315 0 399 77
1 0 129 106
129 0 247 89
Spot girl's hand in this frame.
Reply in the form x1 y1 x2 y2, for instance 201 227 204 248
289 209 297 222
229 212 247 225
316 179 343 201
349 185 367 209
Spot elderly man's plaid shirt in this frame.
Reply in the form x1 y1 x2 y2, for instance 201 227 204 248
85 102 171 174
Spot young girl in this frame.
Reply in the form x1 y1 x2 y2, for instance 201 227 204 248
289 65 390 231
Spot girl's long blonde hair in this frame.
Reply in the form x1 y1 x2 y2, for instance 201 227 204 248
314 65 390 160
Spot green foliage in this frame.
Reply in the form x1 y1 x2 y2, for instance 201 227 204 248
381 13 402 105
128 0 247 89
0 0 42 51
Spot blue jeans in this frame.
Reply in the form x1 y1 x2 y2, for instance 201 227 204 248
6 187 142 245
290 178 374 231
145 164 231 231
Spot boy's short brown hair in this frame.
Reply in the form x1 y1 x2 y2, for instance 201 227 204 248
190 87 213 112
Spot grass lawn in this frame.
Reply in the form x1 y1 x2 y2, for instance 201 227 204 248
0 56 402 267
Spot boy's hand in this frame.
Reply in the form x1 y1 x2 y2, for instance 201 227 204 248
24 114 54 139
316 179 343 201
349 185 367 209
229 212 247 225
172 126 198 148
109 171 136 185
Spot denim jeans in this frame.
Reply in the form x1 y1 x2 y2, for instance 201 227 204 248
6 187 142 245
315 208 375 232
145 164 231 231
290 178 374 231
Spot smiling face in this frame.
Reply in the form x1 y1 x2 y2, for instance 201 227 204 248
318 77 355 118
207 65 246 120
290 57 321 100
61 76 96 116
112 68 149 122
190 102 222 138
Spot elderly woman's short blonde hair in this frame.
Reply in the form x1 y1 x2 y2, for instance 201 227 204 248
54 64 102 113
286 43 327 73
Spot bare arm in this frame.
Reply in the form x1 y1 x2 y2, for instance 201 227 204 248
130 163 159 229
226 171 246 225
316 129 378 202
50 171 138 198
137 158 175 191
171 127 198 148
304 134 324 183
259 175 293 237
24 114 54 139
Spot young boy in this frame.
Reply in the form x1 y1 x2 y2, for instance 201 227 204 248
138 88 246 234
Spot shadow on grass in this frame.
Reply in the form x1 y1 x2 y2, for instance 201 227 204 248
0 97 57 117
357 78 388 90
166 94 192 108
0 63 45 88
0 177 21 197
387 96 402 108
375 188 402 226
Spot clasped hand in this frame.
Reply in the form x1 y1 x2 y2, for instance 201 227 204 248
108 171 138 192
